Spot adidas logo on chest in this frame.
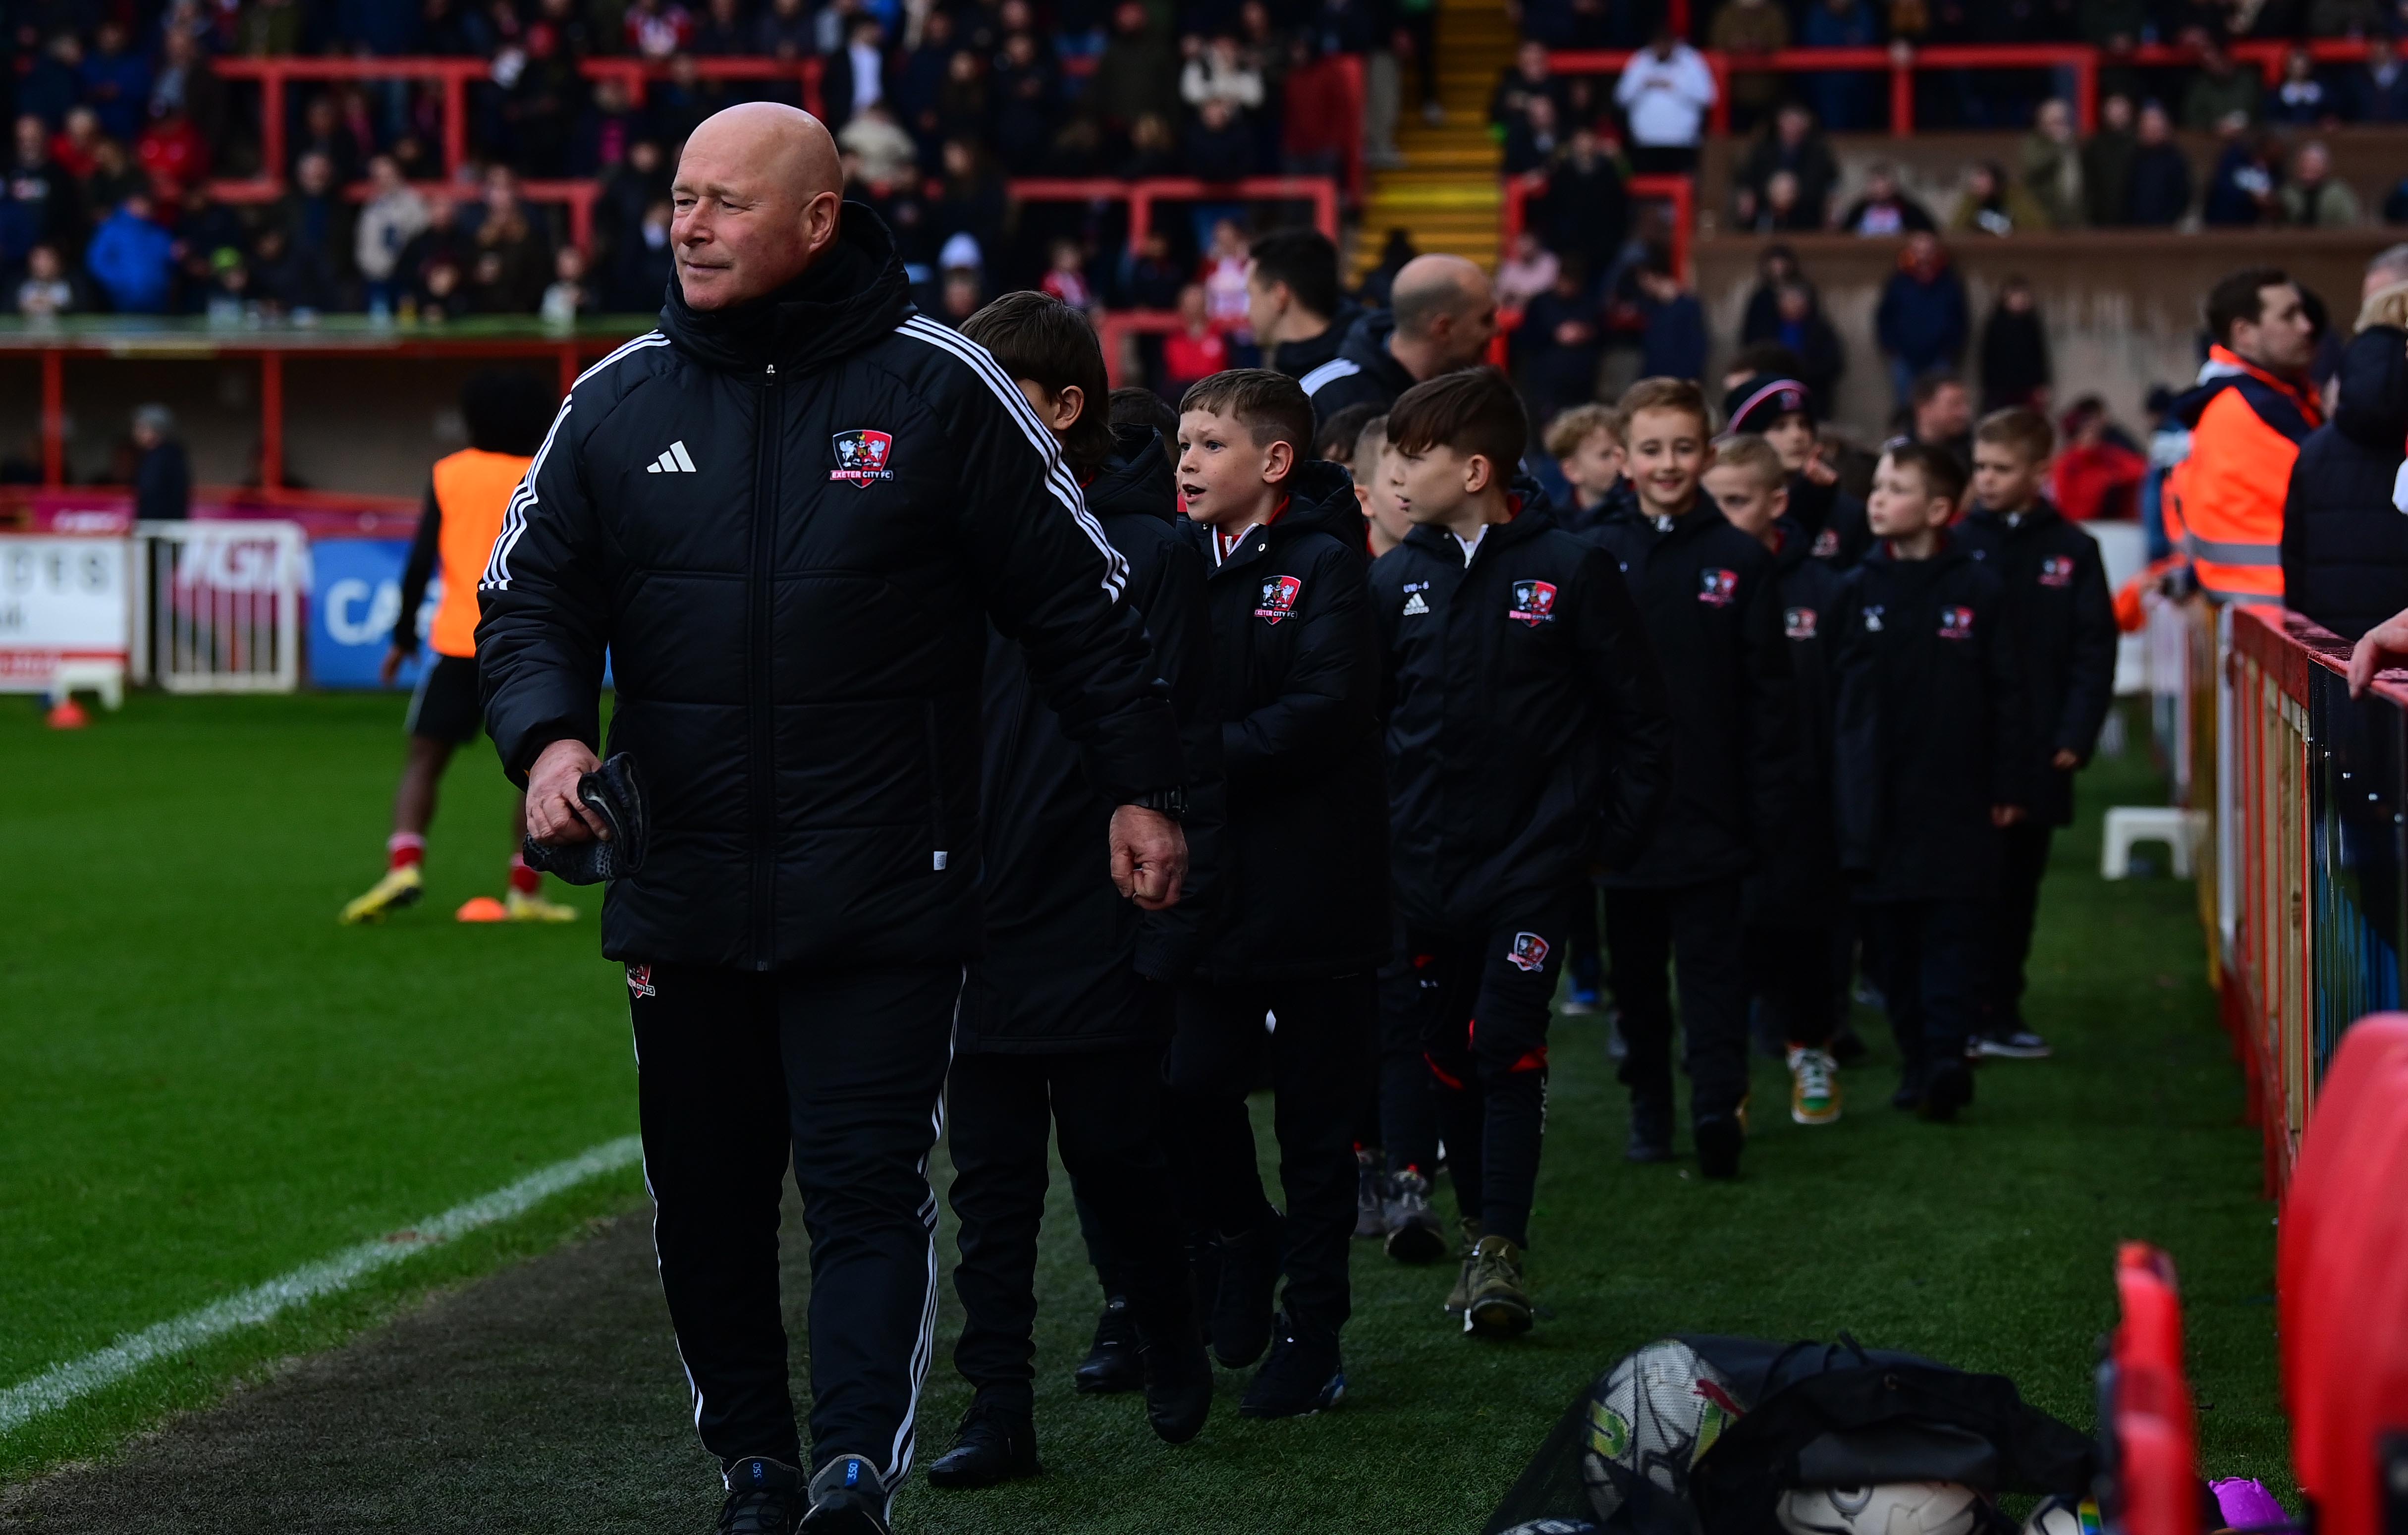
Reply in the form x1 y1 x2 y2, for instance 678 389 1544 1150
646 440 698 474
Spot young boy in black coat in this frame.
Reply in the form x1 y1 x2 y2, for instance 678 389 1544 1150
1588 377 1798 1179
931 295 1219 1486
1957 407 2117 1061
1171 368 1387 1417
1832 442 2029 1121
1370 367 1670 1335
1703 434 1850 1127
1723 373 1871 569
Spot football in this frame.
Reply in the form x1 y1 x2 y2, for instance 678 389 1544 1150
1578 1339 1749 1524
1776 1483 1988 1535
2020 1494 2101 1535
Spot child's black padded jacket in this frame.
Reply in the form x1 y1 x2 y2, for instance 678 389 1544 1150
1369 491 1671 932
1830 537 2031 902
1178 459 1390 981
1582 492 1800 891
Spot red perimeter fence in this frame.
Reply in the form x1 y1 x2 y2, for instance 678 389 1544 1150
1550 38 2382 139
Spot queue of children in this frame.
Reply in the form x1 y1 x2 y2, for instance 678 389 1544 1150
915 291 2116 1493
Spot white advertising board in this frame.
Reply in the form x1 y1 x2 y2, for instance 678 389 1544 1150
0 536 133 691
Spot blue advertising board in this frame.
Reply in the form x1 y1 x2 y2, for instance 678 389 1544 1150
310 538 436 689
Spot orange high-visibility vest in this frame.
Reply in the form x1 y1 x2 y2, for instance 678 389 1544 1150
427 447 533 658
2166 346 2322 604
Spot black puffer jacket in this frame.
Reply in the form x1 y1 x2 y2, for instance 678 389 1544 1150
1299 310 1422 427
1586 493 1799 890
1183 460 1390 980
1746 520 1847 924
2281 325 2408 642
960 426 1222 1052
1791 474 1872 570
1954 500 2117 827
1370 493 1670 931
1831 539 2028 902
477 205 1185 971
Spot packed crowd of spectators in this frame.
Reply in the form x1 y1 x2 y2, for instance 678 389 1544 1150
1 0 1381 318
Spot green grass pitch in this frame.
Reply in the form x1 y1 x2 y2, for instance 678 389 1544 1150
0 692 2287 1526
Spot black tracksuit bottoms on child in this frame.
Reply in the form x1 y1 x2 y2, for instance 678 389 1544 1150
1990 822 2053 1032
1604 877 1751 1121
1743 922 1840 1051
629 961 958 1491
946 1045 1190 1408
1861 898 1986 1071
1386 906 1563 1251
1168 975 1374 1339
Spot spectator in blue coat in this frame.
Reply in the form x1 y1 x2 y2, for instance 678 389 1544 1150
1636 257 1707 383
2343 37 2408 124
1799 0 1879 132
1875 231 1969 410
76 22 153 143
86 195 175 314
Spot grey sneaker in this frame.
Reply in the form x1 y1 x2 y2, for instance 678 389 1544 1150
1441 1217 1481 1313
798 1456 888 1535
1463 1235 1533 1337
1380 1169 1447 1263
1352 1148 1384 1240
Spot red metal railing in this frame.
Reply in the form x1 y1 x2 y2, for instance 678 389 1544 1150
1011 175 1341 256
1499 171 1691 278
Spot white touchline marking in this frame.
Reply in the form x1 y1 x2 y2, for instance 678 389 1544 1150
0 1134 643 1436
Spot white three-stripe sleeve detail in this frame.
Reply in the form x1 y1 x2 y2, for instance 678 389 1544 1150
480 331 670 592
895 316 1129 600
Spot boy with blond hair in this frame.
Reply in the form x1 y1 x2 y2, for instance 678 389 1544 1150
1588 378 1797 1178
1543 401 1630 537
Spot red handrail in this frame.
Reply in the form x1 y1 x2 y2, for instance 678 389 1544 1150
1550 44 2102 136
1499 171 1691 280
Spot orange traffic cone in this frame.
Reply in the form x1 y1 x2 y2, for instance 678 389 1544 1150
45 699 88 730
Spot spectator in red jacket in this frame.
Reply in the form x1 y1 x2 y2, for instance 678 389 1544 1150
2051 397 2146 521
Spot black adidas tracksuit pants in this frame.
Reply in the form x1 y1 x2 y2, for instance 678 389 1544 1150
1989 822 2054 1034
945 1042 1192 1406
629 961 957 1500
1167 974 1374 1341
1385 899 1563 1251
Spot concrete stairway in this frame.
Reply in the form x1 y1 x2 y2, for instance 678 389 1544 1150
1349 0 1516 283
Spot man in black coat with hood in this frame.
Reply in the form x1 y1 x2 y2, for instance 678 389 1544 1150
2282 316 2408 642
926 292 1221 1488
477 106 1192 1535
1300 253 1499 426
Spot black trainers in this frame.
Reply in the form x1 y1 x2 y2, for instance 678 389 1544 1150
925 1398 1040 1490
1380 1168 1448 1263
1072 1296 1144 1394
1208 1210 1283 1369
798 1456 889 1535
1694 1113 1745 1179
1352 1148 1385 1239
1626 1084 1674 1162
1139 1324 1213 1443
1919 1060 1973 1122
1239 1316 1345 1418
718 1458 806 1535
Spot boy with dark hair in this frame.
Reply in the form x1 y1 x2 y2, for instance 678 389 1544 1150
1722 372 1870 568
925 291 1219 1486
1957 406 2116 1061
1703 434 1849 1125
1371 365 1669 1334
1110 384 1182 468
1832 441 2027 1121
1171 366 1387 1417
1316 400 1384 472
1588 377 1797 1179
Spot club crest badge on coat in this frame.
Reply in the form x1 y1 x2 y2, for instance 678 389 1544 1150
1784 605 1818 641
2039 555 2075 588
1506 932 1550 971
1509 579 1558 625
1698 568 1738 607
1938 604 1976 640
829 429 895 487
1254 574 1303 624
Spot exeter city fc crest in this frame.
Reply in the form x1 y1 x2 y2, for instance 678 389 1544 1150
1509 579 1558 625
1506 932 1550 972
1254 574 1303 624
1811 528 1840 558
626 963 657 999
2039 555 2075 588
1938 604 1976 640
829 429 895 487
1784 605 1818 641
1698 567 1738 607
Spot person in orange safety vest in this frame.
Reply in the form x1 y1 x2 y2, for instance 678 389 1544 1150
2164 266 2323 604
341 371 575 925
